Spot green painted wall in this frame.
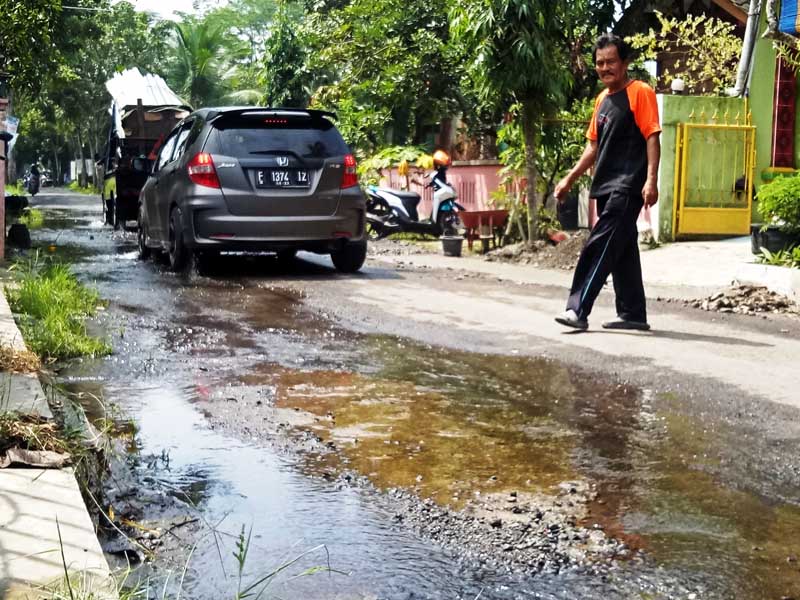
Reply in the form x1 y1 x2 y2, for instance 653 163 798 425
749 6 777 211
658 94 747 239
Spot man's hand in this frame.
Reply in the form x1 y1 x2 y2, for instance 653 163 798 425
642 179 658 207
554 176 572 204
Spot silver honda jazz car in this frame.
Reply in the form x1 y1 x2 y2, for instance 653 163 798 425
137 107 367 272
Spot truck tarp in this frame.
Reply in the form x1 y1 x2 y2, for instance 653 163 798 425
105 68 191 139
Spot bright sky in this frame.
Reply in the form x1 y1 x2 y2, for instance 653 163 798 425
126 0 227 21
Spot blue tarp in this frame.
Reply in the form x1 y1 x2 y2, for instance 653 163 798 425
780 0 800 35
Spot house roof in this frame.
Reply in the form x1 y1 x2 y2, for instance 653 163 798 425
712 0 748 22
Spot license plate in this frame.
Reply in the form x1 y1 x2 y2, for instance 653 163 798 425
255 169 310 188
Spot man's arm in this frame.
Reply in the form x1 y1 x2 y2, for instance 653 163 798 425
642 132 660 207
554 140 597 203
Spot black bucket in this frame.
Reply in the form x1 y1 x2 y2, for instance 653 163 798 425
441 236 463 257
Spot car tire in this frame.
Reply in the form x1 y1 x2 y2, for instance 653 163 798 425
168 207 189 272
330 239 367 273
113 195 121 230
105 193 115 227
137 210 151 261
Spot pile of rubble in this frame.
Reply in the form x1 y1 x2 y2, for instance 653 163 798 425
368 238 435 256
681 285 800 317
485 230 590 270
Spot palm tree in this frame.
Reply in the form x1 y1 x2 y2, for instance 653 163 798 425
167 19 230 108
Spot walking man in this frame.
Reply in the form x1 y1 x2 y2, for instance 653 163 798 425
553 33 661 331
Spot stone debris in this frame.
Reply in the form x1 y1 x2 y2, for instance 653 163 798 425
367 238 433 256
485 231 590 271
681 285 800 317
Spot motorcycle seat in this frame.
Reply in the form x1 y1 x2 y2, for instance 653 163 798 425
377 188 420 203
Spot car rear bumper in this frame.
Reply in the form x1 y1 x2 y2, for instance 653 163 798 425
186 206 366 252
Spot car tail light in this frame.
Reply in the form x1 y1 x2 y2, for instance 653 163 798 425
341 154 358 189
187 152 220 188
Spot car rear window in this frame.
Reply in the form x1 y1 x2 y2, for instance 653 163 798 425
213 115 350 159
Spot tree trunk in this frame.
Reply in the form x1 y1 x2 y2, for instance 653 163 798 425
88 137 98 189
520 101 541 244
53 147 59 184
76 131 87 188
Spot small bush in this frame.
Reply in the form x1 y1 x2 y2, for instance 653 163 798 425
7 256 111 360
67 181 96 194
18 208 44 229
6 181 25 195
757 174 800 231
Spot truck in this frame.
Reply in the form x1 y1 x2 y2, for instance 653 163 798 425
97 68 191 229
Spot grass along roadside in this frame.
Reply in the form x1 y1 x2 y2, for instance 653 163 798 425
68 181 98 195
19 207 45 229
6 254 111 360
6 181 26 195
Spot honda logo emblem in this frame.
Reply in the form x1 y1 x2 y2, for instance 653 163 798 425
277 156 289 167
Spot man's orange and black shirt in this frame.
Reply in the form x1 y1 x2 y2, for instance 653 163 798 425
586 80 662 198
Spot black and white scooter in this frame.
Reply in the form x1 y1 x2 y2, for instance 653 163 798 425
366 165 464 239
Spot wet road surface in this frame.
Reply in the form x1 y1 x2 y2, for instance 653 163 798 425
18 190 800 599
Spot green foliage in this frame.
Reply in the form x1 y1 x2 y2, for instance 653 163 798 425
358 145 427 185
757 174 800 232
7 255 111 360
494 100 592 241
304 0 459 154
18 209 45 229
166 18 232 107
626 11 742 95
757 246 800 269
536 206 561 238
260 0 309 107
67 181 96 195
450 0 592 240
6 182 25 195
0 0 62 95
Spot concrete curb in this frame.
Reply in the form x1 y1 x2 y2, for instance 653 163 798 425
0 285 115 599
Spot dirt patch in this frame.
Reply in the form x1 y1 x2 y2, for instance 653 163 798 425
367 237 437 257
484 230 589 271
680 285 800 317
0 345 41 372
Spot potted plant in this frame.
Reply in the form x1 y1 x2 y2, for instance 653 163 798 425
753 173 800 254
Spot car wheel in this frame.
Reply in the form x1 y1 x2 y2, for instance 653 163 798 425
330 239 367 273
113 195 121 230
137 210 151 261
106 193 115 227
168 207 189 271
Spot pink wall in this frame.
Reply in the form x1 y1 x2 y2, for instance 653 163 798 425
380 161 503 218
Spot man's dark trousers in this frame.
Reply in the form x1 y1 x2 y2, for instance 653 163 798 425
566 189 647 322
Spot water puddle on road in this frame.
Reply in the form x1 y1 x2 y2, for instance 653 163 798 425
30 195 800 598
230 341 800 599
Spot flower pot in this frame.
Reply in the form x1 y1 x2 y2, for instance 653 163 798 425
754 224 800 254
750 224 763 255
441 235 463 257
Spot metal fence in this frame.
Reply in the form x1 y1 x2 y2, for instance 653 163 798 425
672 108 756 238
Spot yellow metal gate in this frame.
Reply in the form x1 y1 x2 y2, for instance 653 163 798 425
672 116 756 238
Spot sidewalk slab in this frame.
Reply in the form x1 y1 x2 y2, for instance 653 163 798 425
371 235 800 302
2 374 52 419
0 290 25 352
0 468 115 599
0 285 115 598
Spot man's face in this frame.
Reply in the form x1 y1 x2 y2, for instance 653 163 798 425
595 45 629 91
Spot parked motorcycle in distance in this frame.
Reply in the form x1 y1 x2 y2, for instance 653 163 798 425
366 162 464 239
